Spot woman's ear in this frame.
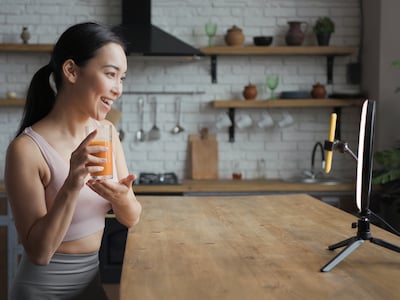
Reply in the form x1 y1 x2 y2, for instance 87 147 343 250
62 59 79 83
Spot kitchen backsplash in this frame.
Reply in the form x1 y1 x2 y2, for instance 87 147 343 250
0 0 361 180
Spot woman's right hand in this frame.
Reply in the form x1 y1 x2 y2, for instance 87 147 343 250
66 129 103 190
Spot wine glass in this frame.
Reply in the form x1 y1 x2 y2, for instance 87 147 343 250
266 75 279 99
205 22 217 47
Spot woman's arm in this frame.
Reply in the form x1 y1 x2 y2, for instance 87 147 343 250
5 131 100 265
86 122 142 228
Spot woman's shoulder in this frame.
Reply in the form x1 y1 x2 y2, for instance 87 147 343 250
6 131 42 162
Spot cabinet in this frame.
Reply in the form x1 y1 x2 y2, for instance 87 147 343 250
0 194 8 299
199 46 356 84
0 191 22 300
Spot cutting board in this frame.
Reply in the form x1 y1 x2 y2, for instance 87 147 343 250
189 129 218 179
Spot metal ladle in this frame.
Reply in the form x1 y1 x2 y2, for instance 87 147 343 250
148 96 161 140
136 97 146 142
171 97 185 134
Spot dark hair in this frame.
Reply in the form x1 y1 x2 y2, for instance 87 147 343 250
16 22 126 136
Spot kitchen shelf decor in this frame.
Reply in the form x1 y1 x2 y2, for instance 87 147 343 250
0 43 53 52
0 98 25 107
199 46 356 84
211 98 363 142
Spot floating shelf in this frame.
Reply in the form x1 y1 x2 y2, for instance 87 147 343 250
0 98 25 107
212 99 362 108
199 46 356 84
211 98 363 142
200 46 355 56
0 43 53 52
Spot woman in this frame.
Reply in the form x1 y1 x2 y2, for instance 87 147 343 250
4 22 142 299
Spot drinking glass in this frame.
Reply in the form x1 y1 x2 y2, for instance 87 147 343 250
266 75 279 99
205 22 217 47
85 124 113 179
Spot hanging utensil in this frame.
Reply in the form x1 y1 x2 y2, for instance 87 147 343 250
135 97 146 142
148 96 161 141
171 96 185 134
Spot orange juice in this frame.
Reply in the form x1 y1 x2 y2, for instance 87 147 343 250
88 141 113 179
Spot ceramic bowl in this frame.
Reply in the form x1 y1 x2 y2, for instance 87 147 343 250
253 36 273 46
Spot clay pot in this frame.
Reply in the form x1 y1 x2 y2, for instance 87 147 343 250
243 83 258 100
285 21 308 46
311 82 327 99
225 25 245 46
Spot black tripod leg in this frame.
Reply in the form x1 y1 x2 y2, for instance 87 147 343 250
321 238 364 272
370 238 400 252
327 236 356 250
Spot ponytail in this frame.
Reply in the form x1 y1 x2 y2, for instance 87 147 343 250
16 64 55 136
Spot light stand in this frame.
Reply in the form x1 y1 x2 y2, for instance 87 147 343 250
320 100 400 272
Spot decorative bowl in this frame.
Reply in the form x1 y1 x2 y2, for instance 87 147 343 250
253 36 273 46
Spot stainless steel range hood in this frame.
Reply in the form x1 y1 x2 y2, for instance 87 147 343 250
113 0 204 58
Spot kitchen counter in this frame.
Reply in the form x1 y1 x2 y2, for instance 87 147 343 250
0 179 355 195
120 194 400 299
132 178 355 195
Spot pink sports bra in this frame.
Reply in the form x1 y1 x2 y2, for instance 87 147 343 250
23 127 113 242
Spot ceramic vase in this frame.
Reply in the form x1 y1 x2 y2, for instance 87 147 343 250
20 27 30 44
285 21 308 46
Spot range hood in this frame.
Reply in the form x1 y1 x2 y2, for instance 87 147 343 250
113 0 204 57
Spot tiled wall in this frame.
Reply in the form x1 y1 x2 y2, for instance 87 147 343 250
0 0 361 180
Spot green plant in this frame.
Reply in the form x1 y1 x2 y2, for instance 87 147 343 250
373 148 400 184
393 60 400 93
313 17 335 34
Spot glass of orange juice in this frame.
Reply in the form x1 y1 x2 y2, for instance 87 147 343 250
85 124 113 179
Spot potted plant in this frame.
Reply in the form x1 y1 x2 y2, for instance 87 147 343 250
313 17 335 46
371 146 400 232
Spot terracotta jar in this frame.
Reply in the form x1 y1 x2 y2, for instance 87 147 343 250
243 83 257 100
311 82 327 99
225 25 245 46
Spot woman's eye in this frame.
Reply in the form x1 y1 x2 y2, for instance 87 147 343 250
106 72 116 78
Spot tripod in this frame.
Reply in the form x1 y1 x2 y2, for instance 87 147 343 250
320 210 400 272
320 139 400 272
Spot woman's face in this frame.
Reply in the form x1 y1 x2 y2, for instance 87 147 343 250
74 42 127 120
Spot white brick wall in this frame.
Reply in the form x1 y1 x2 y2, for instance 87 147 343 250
0 0 361 181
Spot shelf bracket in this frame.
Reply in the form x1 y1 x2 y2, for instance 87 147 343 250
211 55 217 83
228 108 235 142
327 56 335 84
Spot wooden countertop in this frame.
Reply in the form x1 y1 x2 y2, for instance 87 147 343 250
0 179 355 195
121 194 400 300
132 179 355 194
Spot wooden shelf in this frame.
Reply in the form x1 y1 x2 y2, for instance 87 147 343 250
212 98 363 143
200 46 356 84
0 43 53 52
200 46 356 56
212 99 363 108
0 98 25 107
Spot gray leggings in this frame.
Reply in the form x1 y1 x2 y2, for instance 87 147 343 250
10 252 108 300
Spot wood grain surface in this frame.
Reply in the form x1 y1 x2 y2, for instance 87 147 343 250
0 179 355 194
121 194 400 300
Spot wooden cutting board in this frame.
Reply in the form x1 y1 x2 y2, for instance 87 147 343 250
189 129 218 179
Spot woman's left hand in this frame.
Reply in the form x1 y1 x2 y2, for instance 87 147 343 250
86 174 136 206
